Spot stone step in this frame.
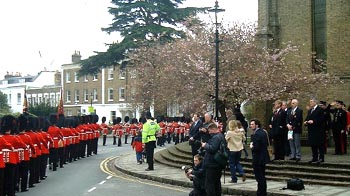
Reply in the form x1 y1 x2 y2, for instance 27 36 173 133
168 145 350 177
155 150 350 187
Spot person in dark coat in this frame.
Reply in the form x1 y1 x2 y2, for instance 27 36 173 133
186 154 206 196
269 100 287 161
188 113 203 166
201 123 225 196
250 119 270 196
304 98 325 163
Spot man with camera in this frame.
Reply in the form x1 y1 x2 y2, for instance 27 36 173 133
184 154 206 196
201 123 225 196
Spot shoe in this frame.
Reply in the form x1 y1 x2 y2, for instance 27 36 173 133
145 168 154 171
295 158 301 162
29 184 35 188
320 159 324 163
229 180 237 183
21 188 29 192
289 157 296 160
308 159 316 164
312 160 322 164
60 166 64 168
242 174 247 182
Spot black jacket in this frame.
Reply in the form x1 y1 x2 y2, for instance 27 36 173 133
305 106 325 146
191 162 206 195
251 128 270 166
203 132 225 168
189 120 203 141
286 107 303 134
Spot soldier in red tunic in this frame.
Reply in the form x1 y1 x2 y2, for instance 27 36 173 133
100 117 110 146
129 118 139 145
1 115 27 196
124 116 130 144
17 114 35 192
0 132 13 196
48 114 64 171
38 117 53 180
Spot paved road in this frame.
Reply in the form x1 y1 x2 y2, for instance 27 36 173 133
16 139 189 196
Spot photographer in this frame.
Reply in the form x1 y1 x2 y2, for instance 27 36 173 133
201 123 225 196
185 155 206 196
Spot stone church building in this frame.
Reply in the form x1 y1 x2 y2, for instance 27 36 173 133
257 0 349 101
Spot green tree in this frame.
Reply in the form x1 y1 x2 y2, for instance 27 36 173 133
28 102 57 117
79 0 206 75
0 91 11 114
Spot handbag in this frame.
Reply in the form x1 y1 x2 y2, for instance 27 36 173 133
263 130 273 158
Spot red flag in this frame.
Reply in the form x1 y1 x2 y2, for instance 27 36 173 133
23 89 28 113
58 88 64 115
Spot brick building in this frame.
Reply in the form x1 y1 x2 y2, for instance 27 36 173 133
254 0 350 124
61 51 141 123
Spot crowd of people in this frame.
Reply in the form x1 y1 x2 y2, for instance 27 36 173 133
269 99 350 164
0 97 348 196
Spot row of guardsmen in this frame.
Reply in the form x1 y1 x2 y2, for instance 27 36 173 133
0 113 101 196
99 116 221 147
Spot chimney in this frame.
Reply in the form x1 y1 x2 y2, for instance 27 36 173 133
54 71 62 86
72 50 81 63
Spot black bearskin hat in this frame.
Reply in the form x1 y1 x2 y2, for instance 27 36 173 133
124 116 130 123
1 115 17 134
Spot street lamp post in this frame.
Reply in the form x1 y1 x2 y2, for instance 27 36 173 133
209 0 225 120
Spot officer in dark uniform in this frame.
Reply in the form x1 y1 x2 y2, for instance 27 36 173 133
329 101 347 155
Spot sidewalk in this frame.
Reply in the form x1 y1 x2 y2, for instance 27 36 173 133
113 148 350 196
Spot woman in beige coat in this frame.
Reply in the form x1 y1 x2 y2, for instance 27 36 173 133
225 120 246 183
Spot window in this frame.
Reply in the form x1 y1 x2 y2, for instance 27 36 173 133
108 88 114 101
38 96 42 104
67 110 73 116
17 93 21 105
108 68 114 80
111 111 116 121
7 94 11 104
119 87 125 101
75 90 80 102
312 0 327 73
74 72 79 82
93 73 98 81
66 72 71 83
84 75 88 82
44 95 49 103
119 68 126 79
50 94 55 106
32 97 37 105
83 89 89 102
93 89 98 101
66 90 71 102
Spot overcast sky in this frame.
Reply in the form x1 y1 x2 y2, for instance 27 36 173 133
0 0 257 79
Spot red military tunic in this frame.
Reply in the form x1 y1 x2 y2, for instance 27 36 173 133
47 125 64 149
2 134 27 164
17 132 35 161
0 136 13 168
